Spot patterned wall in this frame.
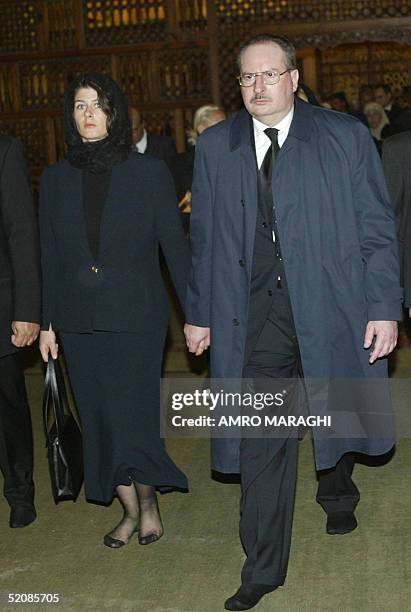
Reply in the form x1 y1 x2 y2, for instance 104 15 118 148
321 42 411 105
0 0 410 174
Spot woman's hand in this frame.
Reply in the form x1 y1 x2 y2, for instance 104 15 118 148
39 328 58 362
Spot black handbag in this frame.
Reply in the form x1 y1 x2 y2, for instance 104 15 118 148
42 356 83 503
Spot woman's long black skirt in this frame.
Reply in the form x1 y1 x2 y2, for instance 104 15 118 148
60 330 188 503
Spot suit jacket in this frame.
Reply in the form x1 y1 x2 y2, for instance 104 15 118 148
0 135 40 357
382 130 411 306
385 103 402 123
39 153 188 333
146 133 178 173
186 97 401 472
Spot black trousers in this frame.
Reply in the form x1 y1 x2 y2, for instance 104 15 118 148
0 352 34 509
240 287 359 586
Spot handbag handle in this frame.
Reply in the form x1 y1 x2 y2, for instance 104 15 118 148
42 356 73 441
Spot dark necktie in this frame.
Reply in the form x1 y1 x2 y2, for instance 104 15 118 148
260 127 280 186
259 127 280 231
259 128 283 288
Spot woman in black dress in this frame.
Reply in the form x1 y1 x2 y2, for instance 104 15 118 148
39 73 189 547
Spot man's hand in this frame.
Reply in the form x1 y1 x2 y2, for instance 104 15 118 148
39 329 59 362
11 321 40 347
184 324 210 356
364 320 398 364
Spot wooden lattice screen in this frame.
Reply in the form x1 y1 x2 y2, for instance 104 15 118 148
0 0 410 178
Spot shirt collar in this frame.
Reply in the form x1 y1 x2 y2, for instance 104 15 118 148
135 128 148 154
252 105 294 146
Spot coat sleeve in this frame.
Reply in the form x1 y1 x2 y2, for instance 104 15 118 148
0 137 40 323
184 135 215 327
38 168 59 330
382 136 411 307
352 124 403 320
381 137 404 216
153 161 190 310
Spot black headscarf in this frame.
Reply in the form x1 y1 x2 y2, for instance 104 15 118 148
64 73 132 174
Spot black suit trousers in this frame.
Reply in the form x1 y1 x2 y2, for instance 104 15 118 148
0 352 34 508
240 286 359 586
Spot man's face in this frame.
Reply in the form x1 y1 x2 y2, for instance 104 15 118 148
130 108 145 145
239 42 299 125
374 87 391 108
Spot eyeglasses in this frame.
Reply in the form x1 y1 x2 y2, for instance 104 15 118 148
237 69 291 87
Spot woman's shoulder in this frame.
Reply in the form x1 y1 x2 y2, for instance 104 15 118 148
41 158 72 182
126 150 168 170
120 152 171 184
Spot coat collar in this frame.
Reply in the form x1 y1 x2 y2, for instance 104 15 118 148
229 95 314 152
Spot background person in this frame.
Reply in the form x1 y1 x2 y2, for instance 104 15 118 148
364 101 390 153
129 106 178 175
39 73 189 548
174 104 226 228
0 135 40 528
374 83 402 123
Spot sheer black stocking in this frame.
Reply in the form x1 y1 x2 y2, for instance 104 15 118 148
134 482 163 545
103 483 139 548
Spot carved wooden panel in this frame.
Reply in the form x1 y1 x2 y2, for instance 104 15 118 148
46 0 77 50
0 0 410 173
0 64 15 112
215 22 251 112
83 0 167 46
0 2 39 53
143 109 175 135
158 47 210 101
175 0 208 38
117 52 152 106
321 42 411 104
19 56 110 111
216 0 411 23
0 117 48 168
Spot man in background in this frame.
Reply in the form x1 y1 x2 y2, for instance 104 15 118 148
374 83 402 123
129 106 178 174
0 135 40 528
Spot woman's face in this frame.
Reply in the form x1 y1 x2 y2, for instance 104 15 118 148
73 87 108 142
366 109 382 129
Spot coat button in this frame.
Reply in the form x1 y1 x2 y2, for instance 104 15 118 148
268 290 273 296
262 221 268 228
240 199 245 207
238 259 244 267
233 318 239 326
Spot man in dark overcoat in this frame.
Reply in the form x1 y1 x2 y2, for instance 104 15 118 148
0 135 40 527
185 35 402 610
382 130 411 318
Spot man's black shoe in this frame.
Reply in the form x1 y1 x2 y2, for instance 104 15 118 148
326 511 357 535
224 583 278 610
9 505 36 528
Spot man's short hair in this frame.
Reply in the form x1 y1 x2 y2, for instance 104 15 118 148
375 83 392 95
237 34 296 72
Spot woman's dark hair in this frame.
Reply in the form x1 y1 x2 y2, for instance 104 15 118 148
64 72 132 173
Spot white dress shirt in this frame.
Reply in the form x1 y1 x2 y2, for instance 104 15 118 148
135 128 148 154
253 105 294 169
